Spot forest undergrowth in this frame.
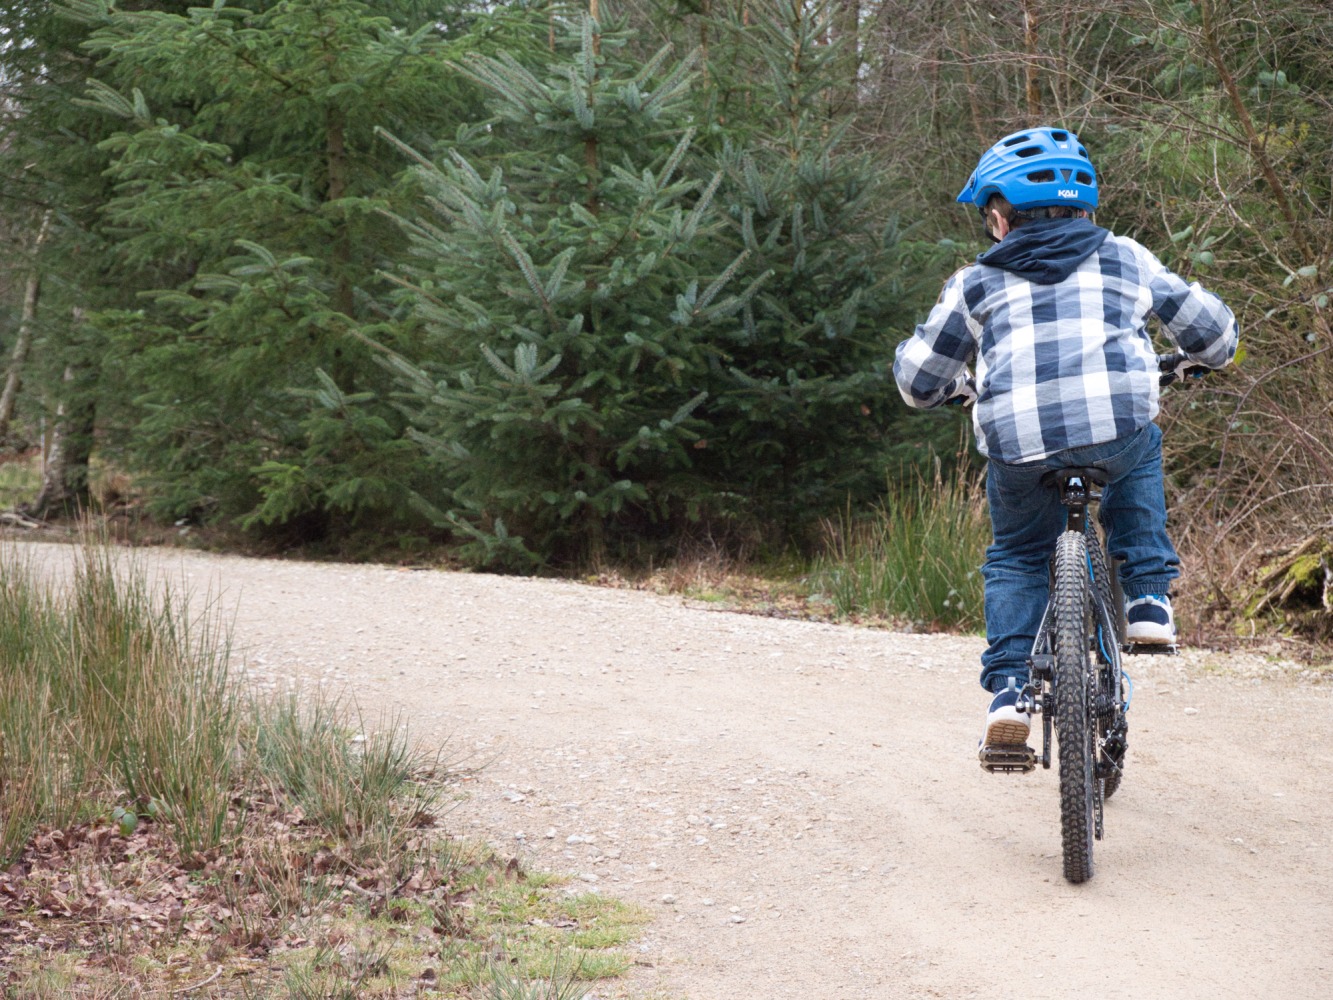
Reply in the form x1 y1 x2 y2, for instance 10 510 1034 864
0 535 648 998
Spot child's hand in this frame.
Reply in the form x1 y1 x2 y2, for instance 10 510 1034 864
945 376 978 406
1158 352 1212 387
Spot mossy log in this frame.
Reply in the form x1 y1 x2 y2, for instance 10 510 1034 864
1246 534 1333 618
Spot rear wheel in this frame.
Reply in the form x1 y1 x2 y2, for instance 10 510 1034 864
1053 531 1096 883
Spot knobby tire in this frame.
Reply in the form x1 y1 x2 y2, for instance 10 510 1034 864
1085 518 1122 648
1053 531 1096 883
1085 520 1127 801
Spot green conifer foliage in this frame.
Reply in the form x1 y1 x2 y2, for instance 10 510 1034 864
52 0 532 536
0 2 203 514
381 11 764 567
689 0 957 538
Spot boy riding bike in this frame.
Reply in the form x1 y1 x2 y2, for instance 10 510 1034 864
892 127 1237 754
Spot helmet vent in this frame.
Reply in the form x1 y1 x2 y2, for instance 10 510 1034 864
1060 168 1072 181
1015 145 1042 158
1002 134 1032 148
1028 169 1056 183
1076 171 1092 184
1051 131 1069 141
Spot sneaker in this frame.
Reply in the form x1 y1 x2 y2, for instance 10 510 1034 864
982 686 1030 747
1126 594 1176 644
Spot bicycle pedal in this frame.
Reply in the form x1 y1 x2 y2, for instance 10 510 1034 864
978 744 1037 774
1122 642 1179 656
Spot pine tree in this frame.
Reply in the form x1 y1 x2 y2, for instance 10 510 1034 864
0 1 202 516
379 9 763 567
686 0 958 538
44 0 537 536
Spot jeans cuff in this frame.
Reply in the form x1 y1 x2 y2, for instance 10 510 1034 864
1122 579 1173 599
984 669 1028 695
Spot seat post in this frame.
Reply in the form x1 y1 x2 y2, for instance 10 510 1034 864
1046 467 1107 534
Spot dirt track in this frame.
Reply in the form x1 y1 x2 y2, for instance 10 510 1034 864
23 543 1332 999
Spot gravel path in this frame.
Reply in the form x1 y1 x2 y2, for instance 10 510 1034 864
21 542 1332 999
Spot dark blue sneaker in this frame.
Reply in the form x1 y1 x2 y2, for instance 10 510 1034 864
982 686 1030 747
1126 594 1175 644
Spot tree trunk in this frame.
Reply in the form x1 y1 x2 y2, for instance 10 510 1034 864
831 0 859 116
1021 0 1041 120
29 363 95 520
585 3 600 214
1198 0 1309 259
0 212 52 444
324 103 356 390
956 20 987 149
700 0 710 88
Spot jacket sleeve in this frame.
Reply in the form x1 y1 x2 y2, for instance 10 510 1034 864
1138 243 1239 368
893 267 979 409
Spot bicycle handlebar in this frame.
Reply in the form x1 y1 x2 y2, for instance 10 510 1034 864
943 352 1214 405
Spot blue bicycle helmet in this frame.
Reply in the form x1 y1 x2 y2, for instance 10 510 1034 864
956 126 1098 215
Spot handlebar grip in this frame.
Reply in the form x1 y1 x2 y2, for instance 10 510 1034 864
1157 352 1211 387
944 376 977 406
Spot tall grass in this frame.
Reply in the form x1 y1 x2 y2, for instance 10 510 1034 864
75 545 239 854
252 692 443 857
0 538 436 866
0 565 76 854
809 462 989 630
0 542 239 862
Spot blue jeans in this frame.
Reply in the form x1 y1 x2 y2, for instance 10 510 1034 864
980 422 1179 694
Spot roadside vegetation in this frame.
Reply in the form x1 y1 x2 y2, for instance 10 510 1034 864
0 538 648 998
0 2 1329 640
808 461 988 633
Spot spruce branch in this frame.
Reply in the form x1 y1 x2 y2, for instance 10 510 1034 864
696 250 750 314
741 207 759 253
631 44 675 89
667 390 708 427
501 233 550 314
544 248 575 304
641 48 699 114
580 15 596 85
705 270 774 321
448 52 549 117
73 79 147 122
568 74 595 130
656 128 695 192
659 171 722 260
374 126 435 169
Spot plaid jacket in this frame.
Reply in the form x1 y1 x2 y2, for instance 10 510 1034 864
893 232 1238 464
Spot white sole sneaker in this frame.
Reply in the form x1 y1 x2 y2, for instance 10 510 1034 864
1126 595 1175 644
1126 628 1175 644
984 705 1030 746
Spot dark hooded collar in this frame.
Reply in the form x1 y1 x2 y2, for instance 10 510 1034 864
977 216 1111 285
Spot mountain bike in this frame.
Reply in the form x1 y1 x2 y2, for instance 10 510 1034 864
977 352 1209 884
